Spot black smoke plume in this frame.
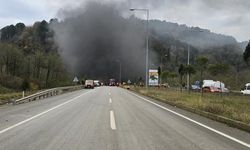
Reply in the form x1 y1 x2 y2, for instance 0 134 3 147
52 2 148 82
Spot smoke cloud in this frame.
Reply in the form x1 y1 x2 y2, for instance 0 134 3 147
52 1 148 82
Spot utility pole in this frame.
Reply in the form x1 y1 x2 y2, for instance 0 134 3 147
130 8 149 88
187 44 190 91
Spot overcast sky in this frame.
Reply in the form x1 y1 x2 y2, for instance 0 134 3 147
0 0 249 41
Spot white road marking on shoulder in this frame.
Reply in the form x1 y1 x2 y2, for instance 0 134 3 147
0 90 92 135
110 110 116 130
109 98 112 103
129 91 250 148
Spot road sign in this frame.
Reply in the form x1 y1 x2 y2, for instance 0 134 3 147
149 69 159 86
73 77 79 83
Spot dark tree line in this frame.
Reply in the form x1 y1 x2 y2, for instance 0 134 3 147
0 20 70 90
244 41 250 65
151 36 250 90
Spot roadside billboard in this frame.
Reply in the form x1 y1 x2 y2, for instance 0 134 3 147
149 69 159 86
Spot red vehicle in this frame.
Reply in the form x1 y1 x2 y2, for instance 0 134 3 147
202 86 220 93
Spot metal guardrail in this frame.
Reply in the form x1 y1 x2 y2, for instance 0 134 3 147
13 85 84 105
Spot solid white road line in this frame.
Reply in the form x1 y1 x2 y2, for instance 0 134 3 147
109 92 111 96
0 90 92 135
129 91 250 148
109 98 112 103
110 110 117 130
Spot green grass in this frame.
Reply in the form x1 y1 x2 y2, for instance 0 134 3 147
0 91 37 105
131 87 250 124
0 85 14 94
0 92 23 104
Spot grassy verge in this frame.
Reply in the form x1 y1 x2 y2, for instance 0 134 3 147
0 91 37 105
130 86 250 125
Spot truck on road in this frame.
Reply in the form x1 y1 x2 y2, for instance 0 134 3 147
85 80 94 89
109 79 116 86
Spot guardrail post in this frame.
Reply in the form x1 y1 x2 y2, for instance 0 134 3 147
12 99 16 105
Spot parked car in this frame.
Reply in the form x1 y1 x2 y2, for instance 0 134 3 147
160 83 170 88
202 80 229 93
241 83 250 95
220 87 230 93
94 80 100 87
191 85 201 91
124 85 130 90
202 86 220 93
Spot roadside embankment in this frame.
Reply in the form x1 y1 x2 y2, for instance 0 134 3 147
129 86 250 132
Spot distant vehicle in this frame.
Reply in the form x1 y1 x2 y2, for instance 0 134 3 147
85 80 94 89
220 87 229 93
109 79 116 86
202 80 228 93
124 85 130 90
203 86 220 93
241 83 250 95
160 83 170 88
94 80 100 87
191 85 201 91
138 82 144 87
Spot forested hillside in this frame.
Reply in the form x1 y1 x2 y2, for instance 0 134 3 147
0 17 249 91
149 20 250 89
0 20 71 91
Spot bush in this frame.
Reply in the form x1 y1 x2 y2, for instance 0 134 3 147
0 85 13 94
0 75 23 90
22 79 30 91
29 80 41 90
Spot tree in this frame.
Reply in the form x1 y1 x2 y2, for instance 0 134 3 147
22 78 30 91
158 66 161 84
195 56 208 89
9 46 23 76
0 21 72 91
161 71 169 83
45 53 59 88
169 72 177 79
0 25 16 41
0 44 23 75
243 41 250 65
15 23 25 35
178 64 185 92
33 51 45 79
33 20 49 45
185 65 196 93
208 63 229 76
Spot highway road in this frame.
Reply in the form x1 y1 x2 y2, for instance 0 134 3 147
0 87 249 150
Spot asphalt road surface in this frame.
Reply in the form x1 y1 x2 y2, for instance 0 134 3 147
0 87 249 150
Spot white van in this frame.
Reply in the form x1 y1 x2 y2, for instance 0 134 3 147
241 83 250 95
203 80 229 93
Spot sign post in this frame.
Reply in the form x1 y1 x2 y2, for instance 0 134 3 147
73 77 79 83
149 69 159 86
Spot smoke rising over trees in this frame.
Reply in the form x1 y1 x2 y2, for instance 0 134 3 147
52 2 147 81
0 0 249 90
